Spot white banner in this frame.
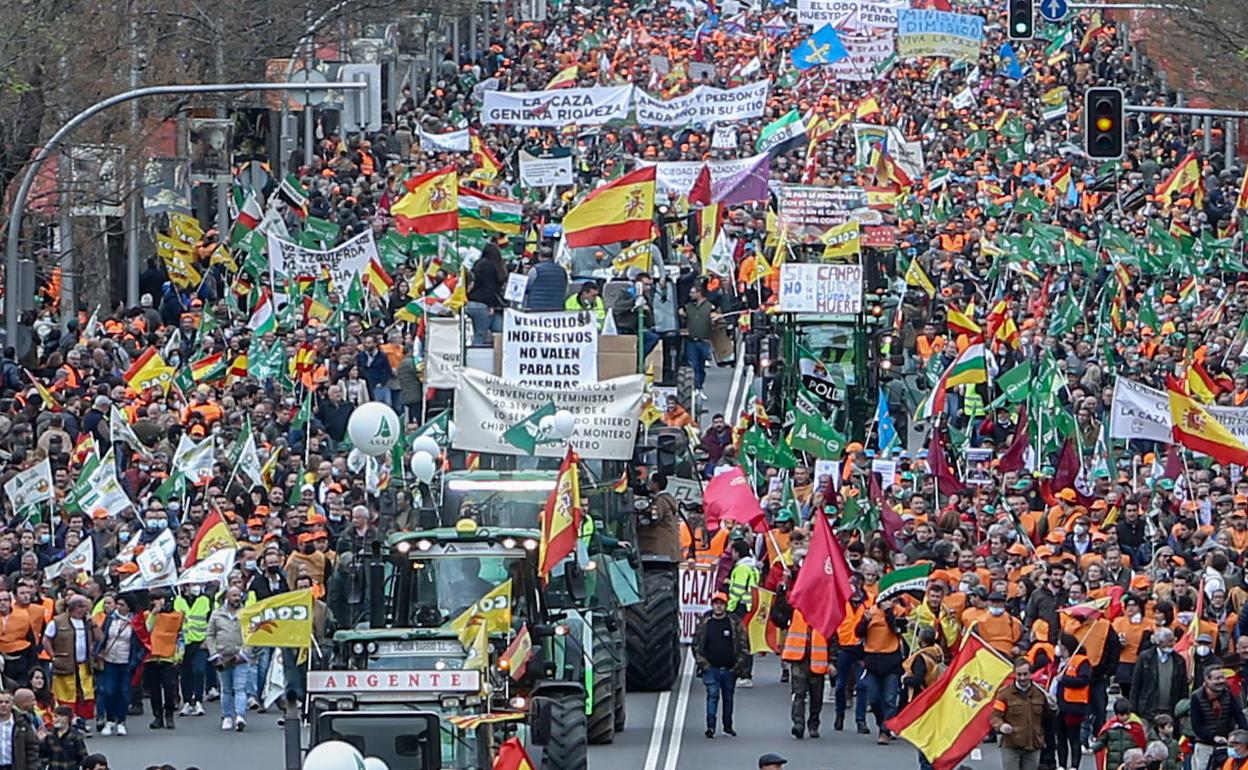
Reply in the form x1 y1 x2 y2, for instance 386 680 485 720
519 150 574 188
4 459 52 513
45 539 93 581
827 32 895 81
777 263 864 314
1108 377 1248 445
268 230 378 293
796 0 908 28
453 369 646 460
418 128 470 153
425 316 463 390
640 154 769 198
501 309 599 389
177 547 237 586
136 529 178 589
679 564 716 644
482 86 634 127
632 81 770 127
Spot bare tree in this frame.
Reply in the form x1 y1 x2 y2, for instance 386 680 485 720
1129 0 1248 107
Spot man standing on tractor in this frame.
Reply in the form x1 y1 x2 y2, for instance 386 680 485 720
638 473 682 562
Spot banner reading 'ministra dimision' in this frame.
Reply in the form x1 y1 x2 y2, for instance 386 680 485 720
896 9 984 62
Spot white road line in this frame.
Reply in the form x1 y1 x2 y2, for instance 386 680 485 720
662 648 695 770
642 666 675 770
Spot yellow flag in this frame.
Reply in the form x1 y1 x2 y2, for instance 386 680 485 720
640 398 663 428
821 221 861 260
613 240 653 274
446 579 513 641
697 203 721 268
750 252 774 282
209 244 238 272
746 588 779 654
445 270 468 312
463 621 490 670
169 212 204 242
905 258 936 298
239 588 314 648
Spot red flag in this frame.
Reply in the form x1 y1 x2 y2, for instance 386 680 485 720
689 164 712 206
703 467 767 532
493 737 536 770
997 405 1029 474
927 430 967 496
880 506 905 553
1052 439 1095 506
786 509 853 641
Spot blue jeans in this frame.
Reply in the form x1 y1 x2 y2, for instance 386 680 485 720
97 662 132 724
181 642 209 705
372 385 395 410
702 666 736 731
250 647 272 699
465 302 502 345
686 339 713 389
220 662 251 720
834 648 867 725
642 330 660 358
864 670 900 733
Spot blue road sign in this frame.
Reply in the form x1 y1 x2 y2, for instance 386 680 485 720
1039 0 1069 23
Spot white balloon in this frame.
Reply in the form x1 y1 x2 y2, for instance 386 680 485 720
347 401 401 456
362 758 390 770
448 420 458 442
538 415 556 435
347 448 366 474
552 409 576 439
303 740 365 770
411 436 440 457
410 451 436 483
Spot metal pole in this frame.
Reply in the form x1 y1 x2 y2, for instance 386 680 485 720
214 175 230 242
4 81 364 346
1127 104 1248 119
304 105 316 170
1227 120 1239 173
56 152 74 330
1203 115 1214 156
126 14 141 309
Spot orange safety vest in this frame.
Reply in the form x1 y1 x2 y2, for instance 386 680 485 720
1059 654 1090 705
781 612 829 674
975 612 1022 658
864 607 901 654
54 365 81 393
1060 617 1110 667
0 609 32 654
763 528 791 566
837 601 867 647
149 611 184 658
1111 616 1154 664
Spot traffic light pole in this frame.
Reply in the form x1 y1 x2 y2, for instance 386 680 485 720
3 81 365 348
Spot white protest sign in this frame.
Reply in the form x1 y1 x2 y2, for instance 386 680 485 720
418 128 470 153
778 263 864 314
632 81 770 127
268 229 378 292
504 273 528 305
871 458 897 483
425 316 463 390
45 539 93 581
482 86 635 127
501 309 598 389
796 0 908 28
519 150 574 188
1107 376 1248 446
679 564 716 643
640 154 768 198
136 528 178 589
827 32 896 81
453 369 646 460
776 185 869 242
4 459 52 514
712 124 738 150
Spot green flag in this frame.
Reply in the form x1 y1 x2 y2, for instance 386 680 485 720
1048 290 1081 336
344 273 367 314
1014 190 1047 217
993 361 1033 406
788 408 847 460
965 130 989 151
503 401 557 456
154 469 187 505
291 391 314 430
304 216 341 245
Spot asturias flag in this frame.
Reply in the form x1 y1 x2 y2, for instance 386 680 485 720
562 166 656 248
786 508 853 641
538 448 582 577
791 24 848 70
886 633 1014 770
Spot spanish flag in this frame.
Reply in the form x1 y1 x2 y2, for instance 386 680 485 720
499 625 534 680
885 634 1013 770
945 304 981 338
1237 165 1248 211
364 257 394 295
855 95 881 119
545 64 579 89
1052 163 1074 196
468 132 503 184
124 348 175 394
1168 380 1248 466
392 167 459 235
1187 359 1220 404
743 587 783 654
185 510 238 568
562 166 656 248
538 448 582 578
611 470 629 493
1155 153 1202 207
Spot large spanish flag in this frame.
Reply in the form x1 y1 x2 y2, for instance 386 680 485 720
1155 153 1201 207
185 510 238 568
538 448 582 578
885 634 1014 770
562 166 656 248
392 167 459 234
1168 382 1248 466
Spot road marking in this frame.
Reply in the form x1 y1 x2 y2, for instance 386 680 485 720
662 648 694 770
642 667 675 770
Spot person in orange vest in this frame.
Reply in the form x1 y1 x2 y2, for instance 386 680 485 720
856 596 905 744
781 608 831 740
834 581 870 734
0 589 36 684
1222 730 1248 770
971 591 1023 659
142 590 185 730
1055 632 1093 770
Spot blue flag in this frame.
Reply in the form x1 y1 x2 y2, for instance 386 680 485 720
791 24 849 71
876 388 898 454
998 42 1024 80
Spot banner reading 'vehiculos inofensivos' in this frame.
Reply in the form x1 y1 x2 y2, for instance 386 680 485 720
452 368 645 460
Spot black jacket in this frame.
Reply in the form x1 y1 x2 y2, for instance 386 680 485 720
10 708 41 770
1190 685 1248 744
1129 648 1190 720
692 611 749 677
1024 588 1065 643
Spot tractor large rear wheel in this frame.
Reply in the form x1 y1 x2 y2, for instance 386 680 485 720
539 691 588 770
624 568 680 691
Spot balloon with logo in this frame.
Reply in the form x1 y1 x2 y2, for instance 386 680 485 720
302 740 365 770
347 401 401 457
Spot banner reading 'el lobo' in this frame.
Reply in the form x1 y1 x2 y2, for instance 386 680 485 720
453 368 645 460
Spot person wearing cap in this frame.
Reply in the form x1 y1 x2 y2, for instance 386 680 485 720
1193 631 1225 687
972 592 1022 659
692 591 748 739
757 753 787 770
856 593 906 744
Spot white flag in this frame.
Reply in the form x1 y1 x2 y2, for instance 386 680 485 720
74 450 132 519
173 434 216 486
177 547 236 587
45 538 94 581
4 459 53 515
109 406 148 455
235 434 264 489
136 529 177 588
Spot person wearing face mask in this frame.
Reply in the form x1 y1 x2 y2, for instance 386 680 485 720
1221 730 1248 770
1129 627 1188 722
1061 516 1095 557
1193 632 1225 687
1144 736 1178 770
973 592 1023 659
245 549 289 712
1190 667 1248 770
833 577 870 734
174 583 213 718
990 658 1053 770
1112 595 1155 700
1053 632 1093 770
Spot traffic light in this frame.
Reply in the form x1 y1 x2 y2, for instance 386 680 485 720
1084 87 1125 160
1007 0 1034 40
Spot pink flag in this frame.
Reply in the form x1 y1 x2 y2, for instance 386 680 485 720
787 508 854 641
703 467 767 532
